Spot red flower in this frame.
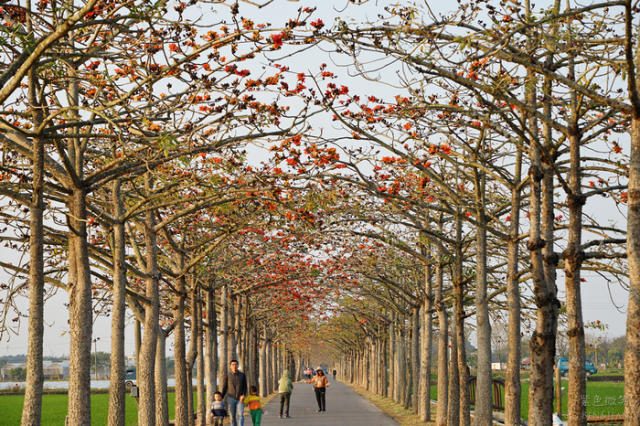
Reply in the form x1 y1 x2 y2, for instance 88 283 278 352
271 33 284 49
310 19 324 29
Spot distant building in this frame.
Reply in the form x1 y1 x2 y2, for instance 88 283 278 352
1 361 70 381
43 361 69 380
0 363 25 380
491 362 506 370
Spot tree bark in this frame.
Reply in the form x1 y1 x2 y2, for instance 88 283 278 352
474 170 492 426
218 285 229 388
155 331 169 426
21 67 45 426
418 261 433 422
389 315 396 400
67 187 93 425
454 217 470 426
138 175 160 426
259 327 267 397
205 287 217 425
108 180 127 426
197 292 206 426
505 148 523 426
411 307 420 412
173 270 189 426
447 308 460 426
528 28 560 421
435 257 448 426
565 99 587 424
625 114 640 425
187 280 198 426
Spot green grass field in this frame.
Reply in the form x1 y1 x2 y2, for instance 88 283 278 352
428 378 623 419
519 380 624 418
0 392 187 426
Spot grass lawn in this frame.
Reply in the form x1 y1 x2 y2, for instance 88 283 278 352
0 392 188 425
0 389 282 425
348 379 624 426
519 380 624 419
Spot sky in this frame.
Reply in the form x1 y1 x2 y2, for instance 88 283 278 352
0 0 631 357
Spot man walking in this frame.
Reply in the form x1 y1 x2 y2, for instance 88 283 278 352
222 359 248 426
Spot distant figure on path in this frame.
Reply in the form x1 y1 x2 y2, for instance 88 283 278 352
305 368 330 412
243 385 263 426
332 369 337 380
278 369 294 418
222 359 247 426
210 391 228 426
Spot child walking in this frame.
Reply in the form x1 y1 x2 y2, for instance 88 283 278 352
243 385 263 426
210 391 228 426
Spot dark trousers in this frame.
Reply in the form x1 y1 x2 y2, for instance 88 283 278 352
314 387 326 411
279 392 291 416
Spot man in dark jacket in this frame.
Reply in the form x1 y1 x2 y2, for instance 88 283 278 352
222 359 247 426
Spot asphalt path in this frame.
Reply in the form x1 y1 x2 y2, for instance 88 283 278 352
257 379 398 426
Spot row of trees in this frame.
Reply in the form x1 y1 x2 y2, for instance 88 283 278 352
1 0 639 426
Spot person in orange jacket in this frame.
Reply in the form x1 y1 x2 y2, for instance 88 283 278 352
305 368 330 412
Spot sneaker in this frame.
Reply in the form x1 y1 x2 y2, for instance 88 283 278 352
279 415 283 419
286 415 290 418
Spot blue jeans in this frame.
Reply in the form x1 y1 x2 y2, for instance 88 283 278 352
226 396 245 426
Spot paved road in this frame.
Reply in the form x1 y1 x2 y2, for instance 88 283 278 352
258 380 398 426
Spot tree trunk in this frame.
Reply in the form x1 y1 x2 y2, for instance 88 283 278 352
528 81 560 425
411 307 420 412
454 218 470 426
389 314 395 399
259 328 267 397
505 148 523 426
135 320 142 366
435 258 448 426
447 309 460 426
173 270 189 426
270 340 277 393
67 187 93 425
218 284 229 389
418 261 433 422
197 295 206 426
474 171 492 426
187 280 198 426
625 113 640 425
21 69 45 425
205 287 217 425
266 338 273 394
108 180 127 426
565 40 587 425
138 175 160 426
155 331 169 426
229 295 237 362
